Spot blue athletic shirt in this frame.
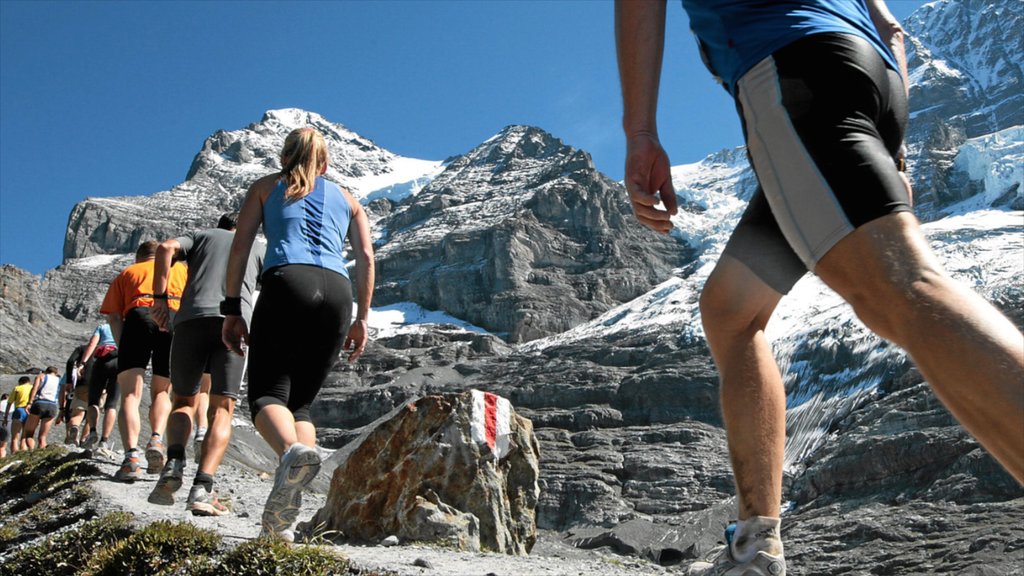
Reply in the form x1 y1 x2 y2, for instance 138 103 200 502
93 324 116 347
262 177 353 279
681 0 901 96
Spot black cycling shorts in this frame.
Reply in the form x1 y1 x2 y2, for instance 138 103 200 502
117 307 172 377
171 317 243 399
247 265 353 423
724 32 911 294
29 401 58 419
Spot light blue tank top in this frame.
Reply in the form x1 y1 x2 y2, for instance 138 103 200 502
682 0 901 95
94 324 116 346
262 177 352 279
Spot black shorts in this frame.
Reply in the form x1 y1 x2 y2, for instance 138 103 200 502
0 426 8 443
117 307 172 377
87 353 120 411
247 265 353 423
29 401 58 419
725 32 911 294
171 317 243 399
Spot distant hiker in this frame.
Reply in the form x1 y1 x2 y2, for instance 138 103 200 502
616 0 1024 573
147 212 265 516
80 323 120 454
61 344 89 444
223 127 375 539
5 376 33 452
99 240 187 481
22 366 62 450
0 393 10 458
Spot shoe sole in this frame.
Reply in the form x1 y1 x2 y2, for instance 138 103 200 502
114 470 143 483
262 449 320 535
145 448 166 474
147 476 183 505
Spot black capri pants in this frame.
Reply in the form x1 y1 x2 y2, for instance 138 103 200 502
87 353 120 411
247 264 353 423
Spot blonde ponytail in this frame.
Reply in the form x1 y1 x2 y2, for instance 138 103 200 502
279 128 328 200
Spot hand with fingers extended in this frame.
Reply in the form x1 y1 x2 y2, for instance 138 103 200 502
625 132 678 233
345 319 368 363
221 315 250 357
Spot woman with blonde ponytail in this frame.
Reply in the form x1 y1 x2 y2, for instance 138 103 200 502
222 127 375 541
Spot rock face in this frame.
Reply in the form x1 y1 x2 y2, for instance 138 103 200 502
903 0 1024 217
311 391 540 555
0 264 91 372
372 125 691 342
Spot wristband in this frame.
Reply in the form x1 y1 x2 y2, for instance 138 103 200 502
220 297 242 316
152 293 168 300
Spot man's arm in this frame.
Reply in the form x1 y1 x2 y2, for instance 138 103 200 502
107 313 124 346
152 238 182 331
616 0 677 233
866 0 909 98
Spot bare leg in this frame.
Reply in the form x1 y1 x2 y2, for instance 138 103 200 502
198 394 236 475
816 212 1024 482
117 369 145 450
37 418 54 449
149 375 172 440
196 374 211 433
101 407 117 443
166 393 197 458
700 255 786 519
11 420 23 453
22 415 39 450
254 404 301 458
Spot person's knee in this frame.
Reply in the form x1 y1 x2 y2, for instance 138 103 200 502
700 265 778 342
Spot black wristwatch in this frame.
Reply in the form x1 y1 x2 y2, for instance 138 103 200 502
152 293 168 300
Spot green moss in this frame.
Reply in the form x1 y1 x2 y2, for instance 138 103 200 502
214 536 354 575
91 520 222 576
4 512 135 576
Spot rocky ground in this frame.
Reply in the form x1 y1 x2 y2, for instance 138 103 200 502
4 440 674 576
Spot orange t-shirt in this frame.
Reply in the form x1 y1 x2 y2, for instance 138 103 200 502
99 260 188 317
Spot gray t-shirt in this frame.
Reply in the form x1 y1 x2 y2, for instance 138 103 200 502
173 228 265 326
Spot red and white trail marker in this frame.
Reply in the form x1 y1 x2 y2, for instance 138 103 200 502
470 389 512 460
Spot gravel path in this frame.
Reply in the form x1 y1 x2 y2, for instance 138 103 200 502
84 444 675 576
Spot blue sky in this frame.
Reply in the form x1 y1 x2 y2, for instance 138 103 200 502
1 0 928 275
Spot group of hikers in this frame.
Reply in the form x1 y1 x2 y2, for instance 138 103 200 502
3 0 1023 571
2 127 374 542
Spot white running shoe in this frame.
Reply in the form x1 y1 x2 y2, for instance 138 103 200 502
261 443 320 538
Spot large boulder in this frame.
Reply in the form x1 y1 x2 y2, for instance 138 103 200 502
311 390 540 555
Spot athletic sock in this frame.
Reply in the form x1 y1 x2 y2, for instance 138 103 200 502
194 471 214 491
731 516 784 563
168 444 186 461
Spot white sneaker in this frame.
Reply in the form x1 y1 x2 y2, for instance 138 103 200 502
687 520 786 576
261 444 320 538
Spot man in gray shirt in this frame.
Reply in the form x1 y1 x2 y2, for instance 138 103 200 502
149 212 265 515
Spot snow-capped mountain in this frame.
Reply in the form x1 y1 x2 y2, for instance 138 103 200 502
63 108 443 261
902 0 1024 216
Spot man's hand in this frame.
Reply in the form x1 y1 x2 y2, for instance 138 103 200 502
221 316 249 357
625 132 678 233
344 319 369 363
151 299 171 332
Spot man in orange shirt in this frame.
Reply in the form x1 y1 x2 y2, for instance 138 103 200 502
100 240 187 482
